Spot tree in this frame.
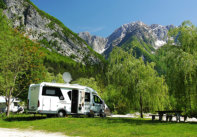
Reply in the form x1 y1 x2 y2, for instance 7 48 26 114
0 11 45 116
106 47 169 117
44 72 65 83
156 21 197 116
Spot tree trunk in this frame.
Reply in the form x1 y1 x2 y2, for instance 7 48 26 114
6 74 17 117
6 90 12 117
140 94 143 118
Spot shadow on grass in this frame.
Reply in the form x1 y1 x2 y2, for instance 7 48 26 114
2 115 47 122
104 117 197 125
2 114 197 125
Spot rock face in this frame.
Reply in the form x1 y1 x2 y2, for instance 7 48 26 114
79 21 174 57
78 32 107 54
2 0 102 64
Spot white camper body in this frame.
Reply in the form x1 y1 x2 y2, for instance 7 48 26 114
0 96 23 113
28 82 106 117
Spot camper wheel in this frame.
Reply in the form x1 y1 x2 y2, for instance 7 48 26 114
57 110 66 117
100 110 106 118
88 112 94 118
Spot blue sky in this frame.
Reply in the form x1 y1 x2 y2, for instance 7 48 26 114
31 0 197 37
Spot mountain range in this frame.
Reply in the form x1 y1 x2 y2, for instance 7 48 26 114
1 0 175 64
79 21 174 59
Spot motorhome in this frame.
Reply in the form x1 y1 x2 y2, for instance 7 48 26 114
27 82 106 117
0 96 23 113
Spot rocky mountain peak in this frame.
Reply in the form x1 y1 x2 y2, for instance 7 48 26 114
78 32 107 54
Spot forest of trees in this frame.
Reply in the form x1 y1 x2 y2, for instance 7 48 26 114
1 7 197 117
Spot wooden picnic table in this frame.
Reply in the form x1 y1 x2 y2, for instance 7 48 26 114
155 110 183 122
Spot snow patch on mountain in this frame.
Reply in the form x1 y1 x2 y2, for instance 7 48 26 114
155 40 166 49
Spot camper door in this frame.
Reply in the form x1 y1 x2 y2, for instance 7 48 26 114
71 89 79 113
92 95 103 113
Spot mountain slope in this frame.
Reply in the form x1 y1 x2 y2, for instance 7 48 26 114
2 0 104 64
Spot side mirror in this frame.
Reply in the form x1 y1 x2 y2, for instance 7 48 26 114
102 100 105 104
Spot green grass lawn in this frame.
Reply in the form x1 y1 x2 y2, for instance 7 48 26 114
0 114 197 137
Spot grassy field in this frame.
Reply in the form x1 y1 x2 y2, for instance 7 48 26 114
0 114 197 137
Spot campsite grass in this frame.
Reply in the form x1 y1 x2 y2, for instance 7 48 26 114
0 114 197 137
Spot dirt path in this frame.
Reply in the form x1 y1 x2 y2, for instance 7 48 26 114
0 128 70 137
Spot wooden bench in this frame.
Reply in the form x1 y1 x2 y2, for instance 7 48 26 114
150 114 175 122
149 114 160 121
166 114 173 121
181 115 188 122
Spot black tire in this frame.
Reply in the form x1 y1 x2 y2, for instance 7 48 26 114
88 112 94 118
57 110 66 117
100 112 106 118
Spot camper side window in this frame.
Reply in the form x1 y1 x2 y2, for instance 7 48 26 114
85 93 90 102
14 102 18 106
67 91 71 100
46 89 56 95
93 95 102 104
42 86 64 100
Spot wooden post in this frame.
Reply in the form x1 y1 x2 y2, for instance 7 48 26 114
176 113 180 122
152 115 155 121
184 115 187 122
166 115 169 122
159 113 163 121
169 115 172 121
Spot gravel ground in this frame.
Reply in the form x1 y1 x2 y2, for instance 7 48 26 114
0 128 70 137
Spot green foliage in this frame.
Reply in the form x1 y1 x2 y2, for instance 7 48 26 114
102 85 126 113
169 20 197 54
120 36 155 62
44 72 64 83
0 0 6 9
105 47 169 115
156 21 197 116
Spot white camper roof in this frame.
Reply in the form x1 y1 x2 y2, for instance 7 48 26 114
31 82 98 94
